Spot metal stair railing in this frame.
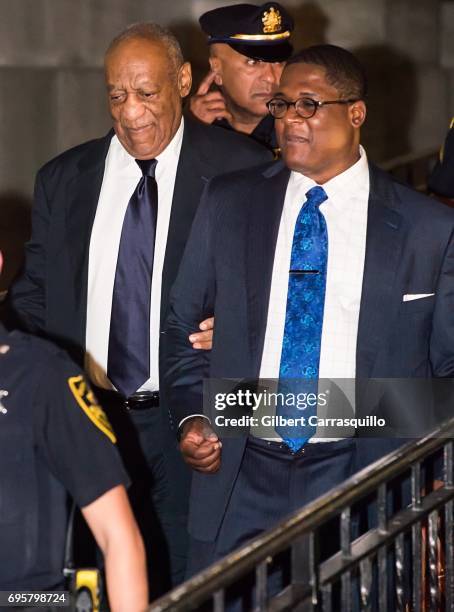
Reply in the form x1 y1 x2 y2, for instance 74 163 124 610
379 148 438 192
149 417 454 611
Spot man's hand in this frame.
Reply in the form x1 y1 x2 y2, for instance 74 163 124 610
189 71 233 124
189 316 214 350
180 416 221 473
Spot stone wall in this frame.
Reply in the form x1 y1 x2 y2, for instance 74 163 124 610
0 0 452 288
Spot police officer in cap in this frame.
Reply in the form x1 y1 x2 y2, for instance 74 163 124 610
0 254 147 611
428 117 454 204
189 2 294 155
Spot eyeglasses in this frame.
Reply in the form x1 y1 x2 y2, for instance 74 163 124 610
267 96 360 119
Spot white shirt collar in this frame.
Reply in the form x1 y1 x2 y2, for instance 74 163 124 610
155 116 184 180
322 145 368 204
110 116 184 179
288 145 369 203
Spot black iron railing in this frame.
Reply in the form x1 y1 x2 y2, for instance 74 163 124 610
149 418 454 611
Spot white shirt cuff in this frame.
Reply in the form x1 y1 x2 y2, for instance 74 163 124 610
178 414 211 430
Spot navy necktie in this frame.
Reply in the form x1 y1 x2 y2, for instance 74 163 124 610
107 158 158 398
277 185 328 451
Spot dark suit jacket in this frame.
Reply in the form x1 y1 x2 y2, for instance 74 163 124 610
164 160 454 542
9 117 270 366
8 118 269 582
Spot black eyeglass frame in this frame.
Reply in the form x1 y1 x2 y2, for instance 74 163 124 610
266 96 361 119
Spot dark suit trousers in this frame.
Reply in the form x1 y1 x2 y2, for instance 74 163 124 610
188 436 356 609
95 388 189 598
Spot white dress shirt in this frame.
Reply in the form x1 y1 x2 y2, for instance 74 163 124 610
259 146 370 440
85 118 184 392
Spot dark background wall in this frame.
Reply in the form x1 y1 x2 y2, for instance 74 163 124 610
0 0 453 289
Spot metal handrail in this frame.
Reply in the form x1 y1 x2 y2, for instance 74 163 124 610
379 148 438 173
379 148 438 192
149 417 454 611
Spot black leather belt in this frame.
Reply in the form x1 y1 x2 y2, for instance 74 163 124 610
93 386 160 411
124 391 160 410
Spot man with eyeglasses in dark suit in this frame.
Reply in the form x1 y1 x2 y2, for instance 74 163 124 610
165 44 454 608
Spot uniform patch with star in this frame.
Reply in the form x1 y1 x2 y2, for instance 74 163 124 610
68 375 116 443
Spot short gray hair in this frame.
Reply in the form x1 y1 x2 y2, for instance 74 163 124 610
105 22 184 78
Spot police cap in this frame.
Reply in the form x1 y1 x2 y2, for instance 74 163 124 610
199 3 294 63
428 118 454 198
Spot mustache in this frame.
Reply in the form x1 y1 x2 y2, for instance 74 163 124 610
280 133 310 143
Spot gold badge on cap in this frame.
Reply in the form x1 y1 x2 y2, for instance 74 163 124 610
68 375 116 443
262 7 282 34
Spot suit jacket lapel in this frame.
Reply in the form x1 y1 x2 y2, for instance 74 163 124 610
65 131 112 342
356 164 403 384
247 161 290 374
160 119 217 326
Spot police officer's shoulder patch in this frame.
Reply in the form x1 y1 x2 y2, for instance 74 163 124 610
68 375 116 444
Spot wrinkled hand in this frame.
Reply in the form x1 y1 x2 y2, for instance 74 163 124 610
189 316 214 350
189 71 232 124
180 417 221 473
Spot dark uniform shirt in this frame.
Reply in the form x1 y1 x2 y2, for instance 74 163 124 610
0 324 128 591
214 113 279 156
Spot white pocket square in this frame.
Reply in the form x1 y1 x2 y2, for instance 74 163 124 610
402 293 435 302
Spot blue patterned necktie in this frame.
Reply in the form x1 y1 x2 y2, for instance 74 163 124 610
277 185 328 451
107 158 158 398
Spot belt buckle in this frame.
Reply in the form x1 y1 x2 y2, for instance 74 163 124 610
124 391 159 411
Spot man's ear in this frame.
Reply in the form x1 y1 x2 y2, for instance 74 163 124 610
178 61 192 98
208 55 223 86
350 100 366 128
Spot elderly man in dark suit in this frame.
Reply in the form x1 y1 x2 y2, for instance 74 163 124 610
164 44 454 603
10 22 270 594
